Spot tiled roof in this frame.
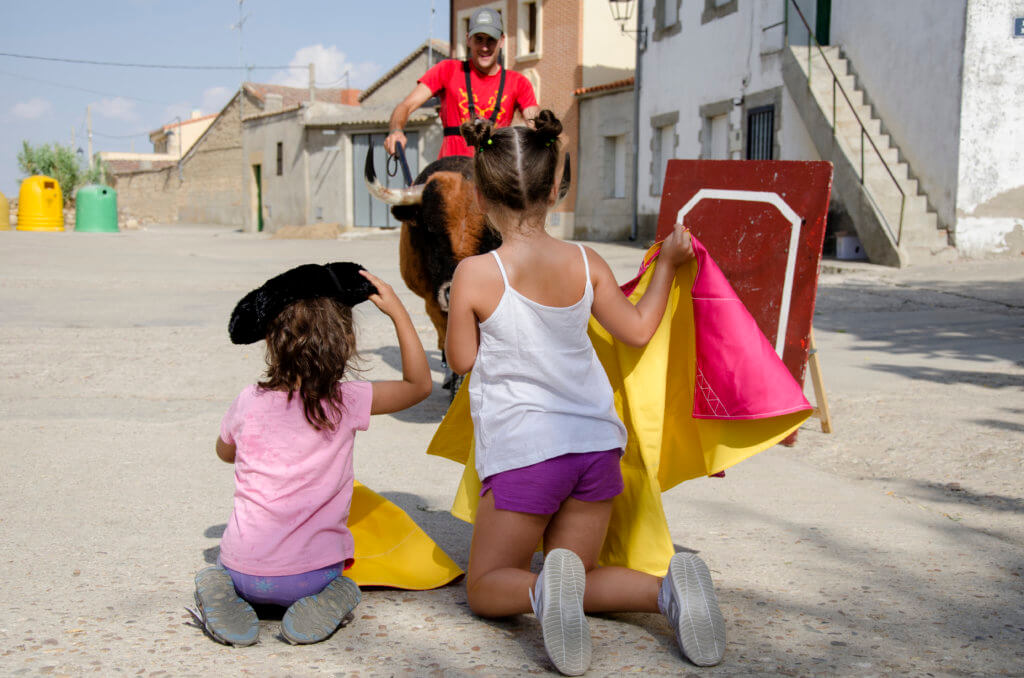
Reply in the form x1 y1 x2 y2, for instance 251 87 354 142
573 77 635 97
243 83 361 108
302 102 437 127
159 112 218 132
104 159 177 175
358 39 451 102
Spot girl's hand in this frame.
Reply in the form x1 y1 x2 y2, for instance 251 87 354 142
360 270 403 317
660 220 695 268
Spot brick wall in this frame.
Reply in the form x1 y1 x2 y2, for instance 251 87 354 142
452 0 583 233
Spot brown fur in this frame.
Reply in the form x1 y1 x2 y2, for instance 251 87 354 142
397 170 490 352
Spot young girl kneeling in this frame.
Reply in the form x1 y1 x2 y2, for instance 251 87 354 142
445 111 725 674
193 263 431 646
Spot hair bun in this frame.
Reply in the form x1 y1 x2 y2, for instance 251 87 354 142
531 109 562 146
460 118 495 149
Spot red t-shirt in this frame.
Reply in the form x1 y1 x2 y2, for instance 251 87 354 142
419 59 538 158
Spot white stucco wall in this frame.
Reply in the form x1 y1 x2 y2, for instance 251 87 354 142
953 0 1024 256
581 0 636 88
636 0 816 221
829 0 967 230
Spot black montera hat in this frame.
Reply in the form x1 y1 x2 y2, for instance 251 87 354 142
228 262 376 344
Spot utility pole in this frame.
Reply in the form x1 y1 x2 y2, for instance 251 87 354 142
428 0 435 68
308 62 315 103
86 105 94 170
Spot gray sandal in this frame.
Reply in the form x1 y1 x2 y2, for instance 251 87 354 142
192 566 259 647
280 575 361 645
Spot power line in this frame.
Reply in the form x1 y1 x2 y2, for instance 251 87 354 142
92 129 154 139
0 51 304 71
0 67 173 105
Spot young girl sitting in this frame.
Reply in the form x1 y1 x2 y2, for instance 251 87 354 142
193 262 432 646
445 111 725 674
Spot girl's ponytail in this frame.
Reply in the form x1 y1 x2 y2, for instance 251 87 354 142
528 109 563 150
467 109 565 216
461 117 496 150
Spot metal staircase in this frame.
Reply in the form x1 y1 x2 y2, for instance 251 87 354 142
781 8 956 266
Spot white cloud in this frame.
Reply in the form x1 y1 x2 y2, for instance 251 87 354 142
271 44 381 89
92 97 138 122
11 98 52 120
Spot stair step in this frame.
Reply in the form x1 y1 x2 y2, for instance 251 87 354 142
787 43 948 267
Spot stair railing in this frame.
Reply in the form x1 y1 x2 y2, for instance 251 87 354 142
786 0 905 245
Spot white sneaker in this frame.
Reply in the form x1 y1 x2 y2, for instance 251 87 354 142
530 548 591 676
658 552 726 666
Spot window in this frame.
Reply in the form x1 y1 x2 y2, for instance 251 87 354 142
604 135 626 199
276 142 283 176
702 114 729 159
702 0 738 24
662 0 678 28
651 122 676 196
653 0 681 40
746 105 775 160
517 0 541 57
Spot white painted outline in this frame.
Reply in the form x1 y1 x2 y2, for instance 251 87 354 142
676 189 802 358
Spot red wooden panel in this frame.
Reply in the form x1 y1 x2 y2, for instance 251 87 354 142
656 160 833 428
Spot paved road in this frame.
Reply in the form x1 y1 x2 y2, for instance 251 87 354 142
1 225 1021 676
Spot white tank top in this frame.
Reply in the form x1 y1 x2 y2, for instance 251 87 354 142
468 243 628 480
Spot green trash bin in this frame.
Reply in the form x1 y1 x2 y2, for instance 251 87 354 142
75 185 119 232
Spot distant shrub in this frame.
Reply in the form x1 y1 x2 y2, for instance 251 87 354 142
17 141 108 205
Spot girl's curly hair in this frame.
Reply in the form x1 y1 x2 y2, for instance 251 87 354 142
258 297 358 431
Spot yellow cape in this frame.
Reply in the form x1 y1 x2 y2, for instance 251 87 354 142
426 246 810 576
347 481 463 588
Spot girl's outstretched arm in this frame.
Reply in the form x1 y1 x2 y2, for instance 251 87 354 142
360 270 433 415
590 220 694 347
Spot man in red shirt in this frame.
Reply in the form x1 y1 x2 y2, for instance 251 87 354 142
385 7 539 159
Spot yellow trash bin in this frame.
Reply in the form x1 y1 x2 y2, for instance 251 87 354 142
0 190 9 230
17 176 64 231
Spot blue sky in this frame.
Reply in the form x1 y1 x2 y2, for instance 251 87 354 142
0 0 450 199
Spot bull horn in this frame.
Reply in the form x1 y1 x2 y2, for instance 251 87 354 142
556 152 572 203
364 141 425 206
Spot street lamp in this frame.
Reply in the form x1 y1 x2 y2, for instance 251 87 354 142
609 0 647 47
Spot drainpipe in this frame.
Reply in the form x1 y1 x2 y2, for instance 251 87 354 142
629 0 644 240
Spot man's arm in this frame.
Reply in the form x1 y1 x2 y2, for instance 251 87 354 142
385 83 434 156
523 105 540 127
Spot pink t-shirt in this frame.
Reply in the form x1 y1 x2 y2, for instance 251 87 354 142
218 381 372 576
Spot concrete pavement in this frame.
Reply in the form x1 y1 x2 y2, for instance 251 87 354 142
0 225 1021 676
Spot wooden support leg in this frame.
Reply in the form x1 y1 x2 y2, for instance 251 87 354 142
808 328 833 433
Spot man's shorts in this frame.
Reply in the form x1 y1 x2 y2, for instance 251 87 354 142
480 448 624 515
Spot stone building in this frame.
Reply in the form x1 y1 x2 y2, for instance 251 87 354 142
107 83 358 226
240 40 449 232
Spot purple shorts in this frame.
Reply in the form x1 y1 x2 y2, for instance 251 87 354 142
480 449 624 515
219 559 350 607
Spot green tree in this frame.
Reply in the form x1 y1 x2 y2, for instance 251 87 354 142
17 141 107 205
